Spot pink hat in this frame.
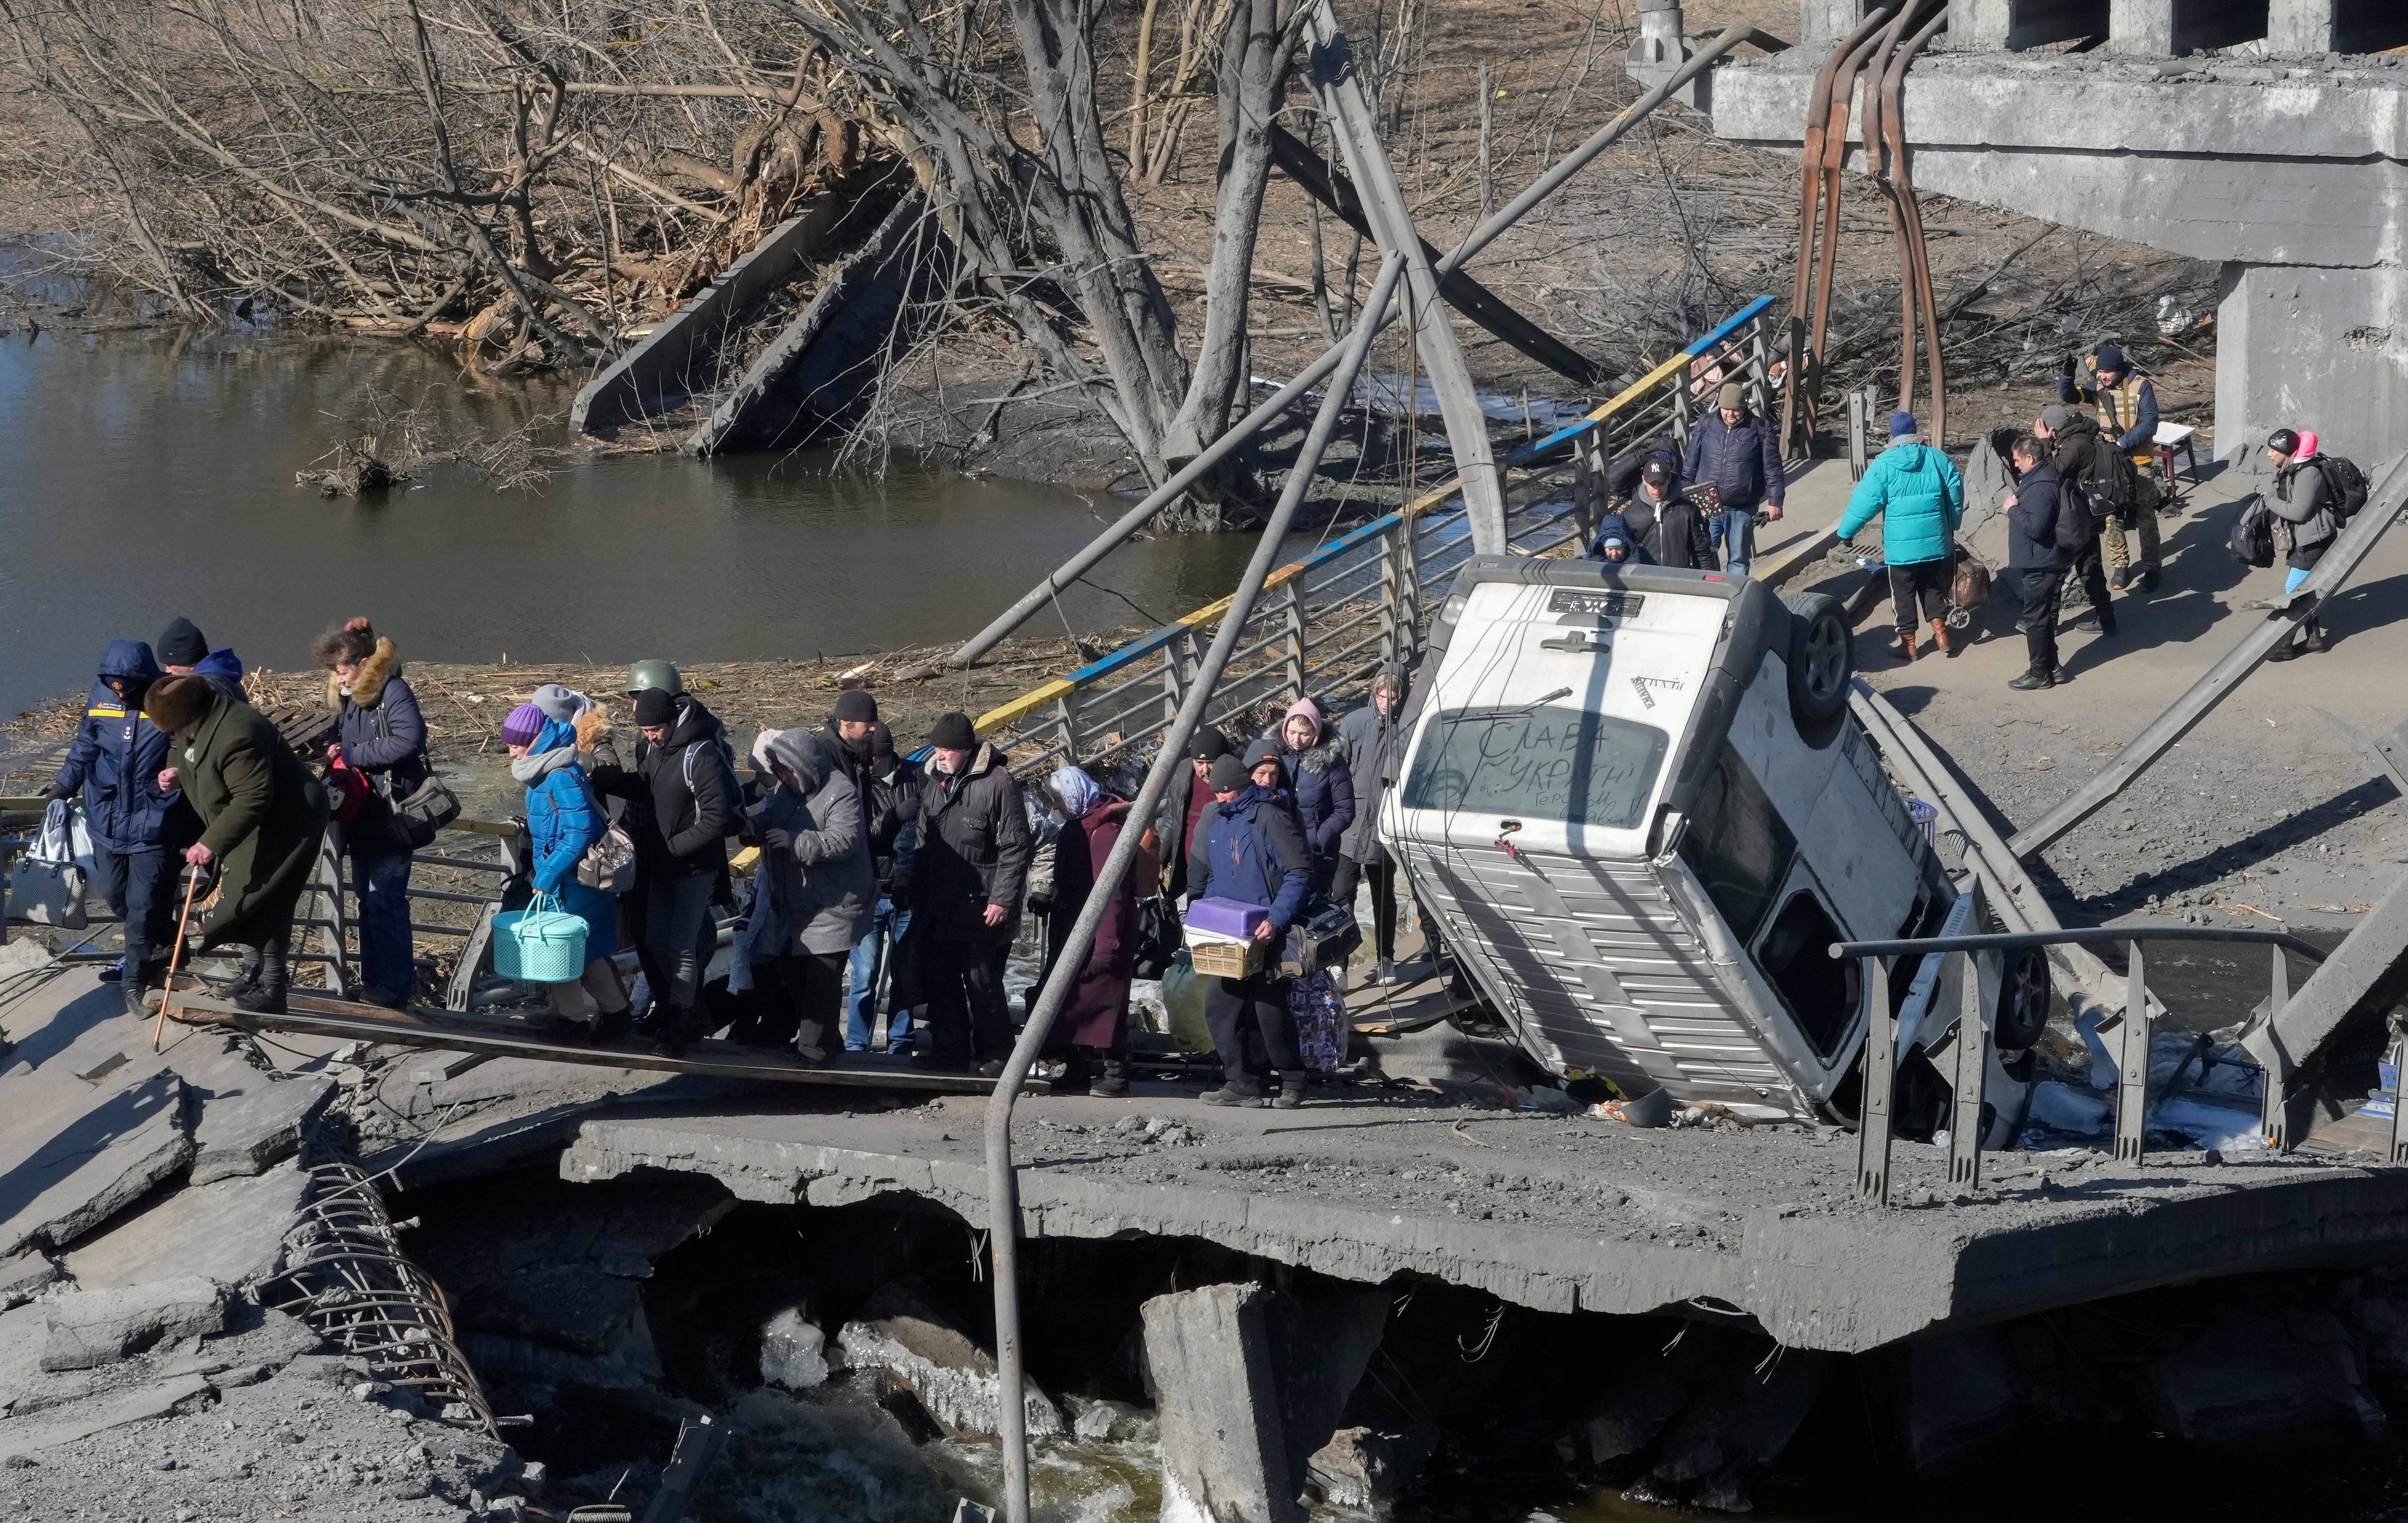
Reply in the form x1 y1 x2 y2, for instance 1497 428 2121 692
500 703 546 748
1282 696 1324 745
2295 430 2320 459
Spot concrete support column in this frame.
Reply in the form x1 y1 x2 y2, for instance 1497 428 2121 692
2215 262 2408 468
1635 0 1686 62
2279 0 2408 54
1143 1285 1301 1523
2108 0 2268 53
1801 0 1872 48
1952 0 2110 50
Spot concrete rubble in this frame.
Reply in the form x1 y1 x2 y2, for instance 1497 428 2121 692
40 1275 228 1371
835 1283 1065 1439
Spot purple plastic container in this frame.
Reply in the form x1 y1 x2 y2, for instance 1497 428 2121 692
1185 897 1269 941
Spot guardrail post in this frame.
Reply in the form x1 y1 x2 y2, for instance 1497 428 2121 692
1159 643 1184 736
1571 429 1601 551
1051 695 1080 766
1745 316 1774 420
2262 946 2295 1151
2114 939 2151 1164
1395 512 1425 661
1948 949 1990 1191
1376 527 1404 666
2391 1027 2408 1164
1670 368 1694 456
312 831 352 999
1857 954 1895 1206
1281 581 1307 702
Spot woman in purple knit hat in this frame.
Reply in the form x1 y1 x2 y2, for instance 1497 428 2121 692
502 702 632 1040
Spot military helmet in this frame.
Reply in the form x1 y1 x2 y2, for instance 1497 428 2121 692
626 659 684 697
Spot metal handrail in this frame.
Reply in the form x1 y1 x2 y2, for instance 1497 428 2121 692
1831 925 2329 964
1837 902 2320 1206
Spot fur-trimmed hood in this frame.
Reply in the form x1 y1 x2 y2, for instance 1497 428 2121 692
327 636 402 710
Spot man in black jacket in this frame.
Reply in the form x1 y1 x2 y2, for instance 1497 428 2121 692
2006 434 2073 691
821 688 878 790
913 711 1034 1073
845 722 924 1055
592 686 741 1051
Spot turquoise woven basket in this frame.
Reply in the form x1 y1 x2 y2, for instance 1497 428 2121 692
492 892 588 983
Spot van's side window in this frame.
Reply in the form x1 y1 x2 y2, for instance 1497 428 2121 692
1756 889 1861 1058
1679 745 1796 941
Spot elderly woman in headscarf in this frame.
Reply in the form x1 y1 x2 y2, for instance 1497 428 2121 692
141 673 327 1015
501 703 630 1042
1038 764 1149 1096
731 729 875 1063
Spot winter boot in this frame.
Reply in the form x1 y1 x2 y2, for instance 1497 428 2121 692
122 981 153 1020
1201 1075 1269 1108
234 938 289 1015
1929 617 1953 657
1050 1051 1093 1095
2304 617 2329 654
221 944 263 1000
2007 668 2056 691
646 1006 693 1058
1093 1056 1130 1098
1889 624 1917 662
1273 1073 1308 1109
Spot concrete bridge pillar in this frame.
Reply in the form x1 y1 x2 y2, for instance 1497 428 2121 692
2107 0 2269 55
2268 0 2408 53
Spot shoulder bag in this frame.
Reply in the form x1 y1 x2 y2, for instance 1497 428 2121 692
372 701 460 850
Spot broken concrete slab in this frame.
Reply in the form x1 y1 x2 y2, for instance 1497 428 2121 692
2148 1309 2389 1443
189 1074 333 1184
834 1283 1063 1439
1142 1282 1300 1523
0 1372 216 1461
0 1070 192 1258
1304 1427 1435 1520
0 1246 57 1308
40 1275 227 1371
60 1160 307 1290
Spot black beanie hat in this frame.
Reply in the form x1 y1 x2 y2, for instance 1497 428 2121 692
833 689 878 723
1209 754 1249 792
1189 726 1232 763
1243 736 1283 770
158 616 208 668
927 711 977 749
632 688 678 727
868 721 896 759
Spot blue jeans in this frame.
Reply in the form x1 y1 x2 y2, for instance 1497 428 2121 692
845 898 914 1052
1708 507 1757 575
351 847 415 1000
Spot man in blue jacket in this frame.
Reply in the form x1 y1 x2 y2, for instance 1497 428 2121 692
2005 435 2073 691
1681 382 1786 575
45 641 180 1014
1187 753 1315 1109
1838 411 1965 662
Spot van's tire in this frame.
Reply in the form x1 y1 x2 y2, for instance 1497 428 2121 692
1781 591 1854 726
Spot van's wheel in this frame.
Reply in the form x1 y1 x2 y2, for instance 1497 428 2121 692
1781 591 1854 726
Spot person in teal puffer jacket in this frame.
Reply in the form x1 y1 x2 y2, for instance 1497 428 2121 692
502 704 631 1041
1838 411 1966 663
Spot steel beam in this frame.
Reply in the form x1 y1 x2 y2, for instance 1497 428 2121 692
2007 453 2408 861
1302 0 1506 551
2243 859 2408 1151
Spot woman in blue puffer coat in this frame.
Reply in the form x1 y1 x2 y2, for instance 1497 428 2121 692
501 704 631 1040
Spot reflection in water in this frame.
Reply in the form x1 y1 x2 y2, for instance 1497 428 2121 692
0 328 1272 724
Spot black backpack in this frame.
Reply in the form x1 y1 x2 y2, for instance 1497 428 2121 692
2051 481 2093 555
2081 433 2138 522
2317 455 2370 525
2230 496 2274 569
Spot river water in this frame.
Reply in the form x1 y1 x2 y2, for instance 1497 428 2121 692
0 325 1266 725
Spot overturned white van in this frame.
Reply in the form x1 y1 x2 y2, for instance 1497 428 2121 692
1379 556 2031 1127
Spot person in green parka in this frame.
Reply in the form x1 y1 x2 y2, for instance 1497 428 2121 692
143 674 329 1013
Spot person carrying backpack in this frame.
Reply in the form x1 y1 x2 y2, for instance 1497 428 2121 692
2005 434 2074 691
2036 405 2117 636
2263 428 2338 660
590 685 741 1053
1838 411 1965 662
1187 753 1315 1109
